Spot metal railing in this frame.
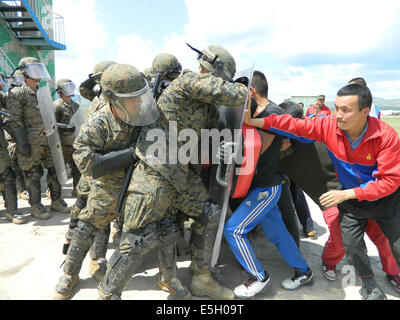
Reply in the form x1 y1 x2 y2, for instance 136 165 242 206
0 0 65 46
0 46 16 76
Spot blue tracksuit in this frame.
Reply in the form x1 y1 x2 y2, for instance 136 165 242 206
224 186 309 281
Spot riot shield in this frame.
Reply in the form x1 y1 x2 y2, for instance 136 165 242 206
37 84 68 185
69 105 85 137
210 65 254 267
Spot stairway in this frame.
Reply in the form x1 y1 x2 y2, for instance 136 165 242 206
0 0 65 50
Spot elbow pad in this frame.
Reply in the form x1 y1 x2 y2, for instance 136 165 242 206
92 147 136 179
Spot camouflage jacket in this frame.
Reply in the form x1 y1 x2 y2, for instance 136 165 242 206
54 97 80 146
6 83 47 145
87 94 107 117
135 70 248 192
73 104 141 201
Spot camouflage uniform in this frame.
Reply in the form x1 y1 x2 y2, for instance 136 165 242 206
54 101 141 299
6 82 53 219
98 69 248 300
64 94 108 248
0 91 25 224
54 97 81 192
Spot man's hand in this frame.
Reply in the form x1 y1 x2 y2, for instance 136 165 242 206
280 138 291 152
319 189 356 208
216 141 237 164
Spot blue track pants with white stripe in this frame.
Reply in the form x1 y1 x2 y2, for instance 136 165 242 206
223 185 309 281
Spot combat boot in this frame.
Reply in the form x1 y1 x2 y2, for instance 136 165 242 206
31 203 51 220
190 266 235 300
6 211 26 225
88 258 107 282
50 199 70 214
53 274 79 300
2 174 26 225
157 276 192 300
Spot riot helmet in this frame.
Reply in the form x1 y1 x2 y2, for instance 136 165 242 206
18 57 51 81
151 53 182 80
91 61 117 84
101 64 159 126
56 79 76 97
187 43 236 81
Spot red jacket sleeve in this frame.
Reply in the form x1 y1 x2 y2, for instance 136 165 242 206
353 129 400 201
262 114 329 143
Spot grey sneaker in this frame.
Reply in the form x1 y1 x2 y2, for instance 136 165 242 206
360 279 387 300
282 268 313 290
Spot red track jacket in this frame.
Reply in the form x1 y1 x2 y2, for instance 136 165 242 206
262 114 400 202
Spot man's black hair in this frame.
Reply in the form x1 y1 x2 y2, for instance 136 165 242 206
337 84 372 111
348 77 367 87
251 70 268 98
279 101 304 119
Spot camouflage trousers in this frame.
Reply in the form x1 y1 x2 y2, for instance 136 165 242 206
78 177 123 230
6 142 26 193
121 160 216 271
62 144 81 190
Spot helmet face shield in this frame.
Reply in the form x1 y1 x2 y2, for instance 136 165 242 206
25 62 51 81
111 83 159 126
60 81 76 96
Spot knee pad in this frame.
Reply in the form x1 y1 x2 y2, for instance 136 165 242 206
75 220 98 240
125 223 160 256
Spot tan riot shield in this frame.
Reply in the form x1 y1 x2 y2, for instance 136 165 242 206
211 65 255 267
37 84 68 185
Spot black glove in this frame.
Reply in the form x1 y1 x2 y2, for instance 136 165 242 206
81 75 97 90
216 141 237 164
57 123 75 133
92 147 137 179
13 126 30 156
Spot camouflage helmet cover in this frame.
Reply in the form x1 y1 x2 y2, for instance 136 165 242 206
101 64 146 94
18 57 39 68
198 45 236 81
151 53 182 77
101 64 158 126
92 60 117 83
56 79 75 96
17 57 50 81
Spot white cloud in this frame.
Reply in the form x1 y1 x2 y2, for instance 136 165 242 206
53 0 110 86
52 0 400 101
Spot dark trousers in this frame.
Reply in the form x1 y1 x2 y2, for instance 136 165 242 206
279 178 300 247
340 208 400 278
290 182 314 233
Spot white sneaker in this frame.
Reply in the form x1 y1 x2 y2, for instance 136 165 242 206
234 274 270 298
322 264 337 281
282 268 313 290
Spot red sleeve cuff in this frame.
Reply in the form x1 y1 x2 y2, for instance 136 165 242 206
263 117 271 130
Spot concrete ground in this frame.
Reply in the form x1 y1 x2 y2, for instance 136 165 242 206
0 175 399 301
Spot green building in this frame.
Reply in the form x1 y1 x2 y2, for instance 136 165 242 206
289 96 319 109
0 0 66 89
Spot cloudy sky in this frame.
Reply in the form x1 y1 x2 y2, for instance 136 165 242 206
53 0 400 102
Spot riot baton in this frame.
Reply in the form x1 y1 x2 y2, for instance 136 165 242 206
115 73 163 214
